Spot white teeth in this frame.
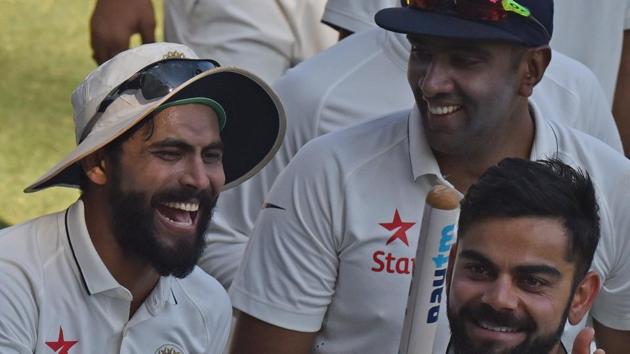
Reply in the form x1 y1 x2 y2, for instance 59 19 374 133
428 104 461 115
478 321 517 333
162 201 199 212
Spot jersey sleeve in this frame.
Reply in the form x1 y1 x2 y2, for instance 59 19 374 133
0 250 39 352
199 55 330 289
229 139 343 332
589 173 630 330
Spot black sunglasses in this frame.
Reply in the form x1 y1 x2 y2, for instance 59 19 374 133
80 58 220 142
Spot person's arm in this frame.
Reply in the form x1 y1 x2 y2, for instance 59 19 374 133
593 320 630 354
229 311 317 354
572 327 605 354
90 0 156 64
613 30 630 156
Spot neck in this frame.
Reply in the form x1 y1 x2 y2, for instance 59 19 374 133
435 103 535 193
82 190 159 318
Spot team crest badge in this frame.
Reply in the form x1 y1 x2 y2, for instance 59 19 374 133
162 51 186 59
155 344 185 354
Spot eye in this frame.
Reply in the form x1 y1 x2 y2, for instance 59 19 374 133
518 275 548 292
154 150 181 161
463 263 492 280
202 150 222 164
411 44 432 62
451 54 483 67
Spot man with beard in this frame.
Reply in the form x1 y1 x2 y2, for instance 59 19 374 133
0 42 285 353
228 1 630 353
446 158 602 354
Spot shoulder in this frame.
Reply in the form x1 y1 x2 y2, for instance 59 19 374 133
547 120 630 196
174 267 231 322
273 28 385 100
0 211 63 269
293 110 411 169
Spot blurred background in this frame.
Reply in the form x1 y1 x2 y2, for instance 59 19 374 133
0 0 164 228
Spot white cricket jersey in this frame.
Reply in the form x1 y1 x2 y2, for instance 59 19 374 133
201 27 622 289
552 0 630 105
163 0 337 84
0 201 232 354
231 106 630 354
322 0 399 33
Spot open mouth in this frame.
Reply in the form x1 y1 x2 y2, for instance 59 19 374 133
427 103 463 116
156 201 200 230
476 320 520 333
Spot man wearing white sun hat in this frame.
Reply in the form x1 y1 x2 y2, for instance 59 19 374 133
0 42 285 353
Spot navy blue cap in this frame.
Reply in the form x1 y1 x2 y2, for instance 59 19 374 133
375 0 553 47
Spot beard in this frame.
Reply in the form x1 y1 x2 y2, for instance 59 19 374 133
447 300 570 354
107 166 216 278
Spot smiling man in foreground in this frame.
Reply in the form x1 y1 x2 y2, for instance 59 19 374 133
0 43 284 353
447 158 602 354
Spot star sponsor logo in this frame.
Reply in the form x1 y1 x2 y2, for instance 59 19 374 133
155 344 185 354
372 209 417 275
46 327 78 354
379 209 416 246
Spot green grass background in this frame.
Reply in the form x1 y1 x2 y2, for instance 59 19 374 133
0 0 163 228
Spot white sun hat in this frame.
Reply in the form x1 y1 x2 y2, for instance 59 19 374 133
25 42 286 193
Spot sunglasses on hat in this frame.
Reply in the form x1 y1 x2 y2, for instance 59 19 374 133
80 58 220 142
405 0 550 41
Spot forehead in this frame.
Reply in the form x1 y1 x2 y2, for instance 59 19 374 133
133 104 221 144
457 217 572 269
407 34 519 54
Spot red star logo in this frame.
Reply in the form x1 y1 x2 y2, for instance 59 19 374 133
380 209 416 246
46 327 78 354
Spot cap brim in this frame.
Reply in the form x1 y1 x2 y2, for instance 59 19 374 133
375 7 529 45
25 67 285 193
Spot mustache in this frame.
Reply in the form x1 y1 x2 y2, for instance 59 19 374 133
460 303 536 332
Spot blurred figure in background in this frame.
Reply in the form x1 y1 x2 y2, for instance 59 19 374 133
552 0 630 155
90 0 337 83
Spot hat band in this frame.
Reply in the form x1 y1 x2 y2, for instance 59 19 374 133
154 97 227 131
405 0 550 42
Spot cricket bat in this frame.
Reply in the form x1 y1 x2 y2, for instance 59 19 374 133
399 184 461 354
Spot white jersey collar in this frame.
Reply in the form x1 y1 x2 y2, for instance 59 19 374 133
65 200 175 309
408 101 560 186
408 105 445 183
529 100 561 161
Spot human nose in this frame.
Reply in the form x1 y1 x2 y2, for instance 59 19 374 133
180 156 211 190
481 276 519 311
420 58 455 99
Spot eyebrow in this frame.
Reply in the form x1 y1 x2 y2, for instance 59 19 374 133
150 138 224 152
407 36 492 56
459 250 562 278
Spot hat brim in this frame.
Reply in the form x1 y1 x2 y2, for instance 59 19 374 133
25 67 286 193
375 7 530 45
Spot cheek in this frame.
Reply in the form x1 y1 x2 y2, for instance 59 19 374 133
208 164 226 191
407 60 424 90
449 275 482 309
522 294 565 331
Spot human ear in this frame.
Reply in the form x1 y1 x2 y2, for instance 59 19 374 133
519 46 551 97
81 150 109 186
568 271 601 325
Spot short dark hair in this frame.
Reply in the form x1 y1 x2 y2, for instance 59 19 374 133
78 115 156 192
458 158 600 283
